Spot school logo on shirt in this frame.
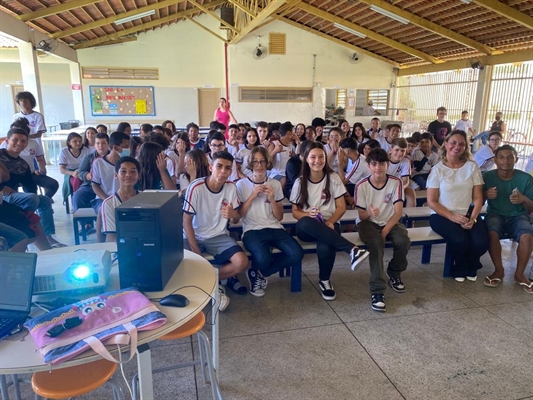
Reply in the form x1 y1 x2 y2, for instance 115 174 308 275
321 190 327 200
28 148 36 156
384 193 392 203
220 198 228 210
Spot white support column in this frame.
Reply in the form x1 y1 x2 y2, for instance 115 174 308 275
69 62 85 124
17 41 44 112
472 65 493 135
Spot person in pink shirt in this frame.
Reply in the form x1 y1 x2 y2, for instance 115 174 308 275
214 98 237 128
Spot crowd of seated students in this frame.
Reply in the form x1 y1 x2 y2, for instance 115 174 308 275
2 98 532 311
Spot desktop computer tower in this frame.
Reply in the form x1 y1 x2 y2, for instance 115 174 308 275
116 192 183 291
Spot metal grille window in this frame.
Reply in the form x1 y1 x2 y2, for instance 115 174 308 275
396 69 479 132
336 89 347 109
239 87 313 102
368 90 389 114
486 62 533 144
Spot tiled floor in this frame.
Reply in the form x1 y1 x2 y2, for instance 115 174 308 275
7 166 533 400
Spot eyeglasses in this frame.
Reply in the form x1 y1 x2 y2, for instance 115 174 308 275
251 160 268 166
210 143 225 149
46 316 83 338
489 138 501 143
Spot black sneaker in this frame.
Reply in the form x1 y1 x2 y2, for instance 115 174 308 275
387 274 406 293
350 247 369 271
371 294 386 312
227 276 248 295
258 271 268 290
318 280 336 301
246 269 265 297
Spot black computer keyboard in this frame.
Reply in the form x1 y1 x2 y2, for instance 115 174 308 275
0 318 15 329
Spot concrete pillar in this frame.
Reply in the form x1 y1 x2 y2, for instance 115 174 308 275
472 65 493 135
69 62 85 124
17 41 43 112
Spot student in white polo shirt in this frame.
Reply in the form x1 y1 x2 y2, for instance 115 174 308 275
236 146 304 297
290 142 369 301
183 150 249 310
101 156 140 242
356 148 410 313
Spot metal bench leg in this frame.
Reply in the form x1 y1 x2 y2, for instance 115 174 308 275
421 244 432 264
73 217 81 245
443 245 453 278
290 263 302 293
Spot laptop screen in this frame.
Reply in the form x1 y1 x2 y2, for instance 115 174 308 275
0 252 37 313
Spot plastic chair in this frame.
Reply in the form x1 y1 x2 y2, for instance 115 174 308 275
32 359 124 399
131 311 223 400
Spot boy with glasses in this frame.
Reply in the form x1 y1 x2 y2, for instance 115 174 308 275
474 131 502 172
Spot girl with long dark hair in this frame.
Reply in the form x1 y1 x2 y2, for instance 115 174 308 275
137 142 176 191
290 142 368 300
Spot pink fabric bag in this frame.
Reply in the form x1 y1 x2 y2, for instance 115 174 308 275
25 287 167 365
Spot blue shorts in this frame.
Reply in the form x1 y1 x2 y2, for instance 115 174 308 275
184 234 243 266
484 213 533 242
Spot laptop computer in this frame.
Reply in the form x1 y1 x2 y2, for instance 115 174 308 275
0 252 37 339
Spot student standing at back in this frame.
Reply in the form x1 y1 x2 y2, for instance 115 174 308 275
356 148 410 312
12 91 46 146
427 107 452 150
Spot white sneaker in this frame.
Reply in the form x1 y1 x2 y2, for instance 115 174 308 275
218 285 230 311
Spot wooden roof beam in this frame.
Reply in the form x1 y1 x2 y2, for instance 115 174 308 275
278 16 399 67
51 0 189 39
188 0 239 32
226 0 256 18
230 0 288 44
18 0 102 22
296 2 441 64
356 0 498 55
186 15 228 42
72 0 226 49
397 49 533 76
473 0 533 30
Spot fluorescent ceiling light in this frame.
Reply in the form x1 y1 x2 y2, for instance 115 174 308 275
114 10 155 25
333 23 366 39
460 0 472 3
370 5 410 24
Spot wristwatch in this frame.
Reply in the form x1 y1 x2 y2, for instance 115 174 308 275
472 218 477 224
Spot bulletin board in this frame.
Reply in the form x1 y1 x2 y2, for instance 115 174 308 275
89 86 156 116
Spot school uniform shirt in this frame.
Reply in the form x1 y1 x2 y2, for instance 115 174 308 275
0 139 44 173
226 141 239 157
289 172 346 220
207 153 239 182
346 155 371 185
426 160 483 215
367 127 383 139
269 140 295 178
91 157 118 199
324 143 340 173
411 149 439 176
387 158 411 179
235 146 253 178
101 192 138 234
58 146 91 170
455 119 473 134
355 175 404 226
13 111 46 146
377 137 393 153
183 177 240 241
236 177 284 233
165 150 180 177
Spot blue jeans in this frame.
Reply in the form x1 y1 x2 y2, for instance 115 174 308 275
3 192 55 235
472 131 489 145
242 228 304 277
72 185 96 211
484 213 533 242
412 174 429 190
430 214 489 278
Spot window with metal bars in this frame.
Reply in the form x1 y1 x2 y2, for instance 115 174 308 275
336 89 347 109
239 87 313 102
367 90 388 114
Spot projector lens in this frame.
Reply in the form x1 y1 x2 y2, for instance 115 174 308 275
72 265 90 280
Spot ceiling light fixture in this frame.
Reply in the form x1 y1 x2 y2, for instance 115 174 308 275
333 23 367 39
460 0 472 3
369 5 410 24
114 10 155 25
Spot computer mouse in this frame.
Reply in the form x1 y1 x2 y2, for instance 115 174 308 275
159 294 189 308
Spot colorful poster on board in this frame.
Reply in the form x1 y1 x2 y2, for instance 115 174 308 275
90 86 156 116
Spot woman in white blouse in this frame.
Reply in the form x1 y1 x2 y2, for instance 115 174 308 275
427 130 489 282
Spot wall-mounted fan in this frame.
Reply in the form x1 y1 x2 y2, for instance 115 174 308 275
252 36 268 60
349 52 364 64
34 39 59 56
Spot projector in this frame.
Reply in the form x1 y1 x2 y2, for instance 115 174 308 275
33 250 112 294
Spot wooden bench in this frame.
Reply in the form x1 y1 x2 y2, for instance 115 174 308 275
72 208 97 245
202 226 448 293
